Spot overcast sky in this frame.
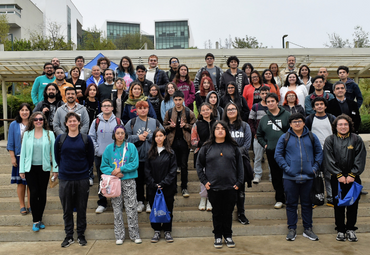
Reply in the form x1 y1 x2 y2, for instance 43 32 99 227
72 0 370 49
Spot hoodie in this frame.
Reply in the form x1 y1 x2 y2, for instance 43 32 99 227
176 80 195 110
220 69 249 96
205 91 223 120
53 103 90 136
88 112 122 157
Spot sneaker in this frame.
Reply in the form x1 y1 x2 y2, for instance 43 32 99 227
224 237 235 248
89 178 94 186
326 198 334 207
182 189 190 198
336 232 346 241
214 238 223 249
146 203 151 213
303 228 319 241
61 236 74 248
286 228 297 241
151 231 160 243
39 221 45 229
116 239 123 245
137 201 145 213
32 222 40 232
346 230 358 242
177 167 181 173
274 202 283 209
238 214 250 225
252 176 260 184
78 235 87 246
164 231 174 243
95 205 106 214
199 197 206 211
206 198 212 211
134 238 142 244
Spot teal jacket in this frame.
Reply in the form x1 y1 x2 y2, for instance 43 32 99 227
19 129 58 173
100 142 139 180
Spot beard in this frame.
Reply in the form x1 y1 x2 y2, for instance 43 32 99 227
47 93 56 98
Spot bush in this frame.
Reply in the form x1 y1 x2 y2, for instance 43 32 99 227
359 114 370 133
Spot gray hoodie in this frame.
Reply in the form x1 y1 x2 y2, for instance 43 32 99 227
53 103 90 136
205 91 224 120
88 112 122 157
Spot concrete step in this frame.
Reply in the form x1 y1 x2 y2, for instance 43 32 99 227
1 217 370 242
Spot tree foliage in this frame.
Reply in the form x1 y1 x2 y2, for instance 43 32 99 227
114 33 154 50
232 35 266 49
5 39 32 51
325 26 370 48
79 26 116 50
0 14 10 44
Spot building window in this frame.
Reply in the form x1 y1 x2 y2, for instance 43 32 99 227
67 6 71 42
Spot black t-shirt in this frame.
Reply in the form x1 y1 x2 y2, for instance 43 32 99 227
175 110 183 139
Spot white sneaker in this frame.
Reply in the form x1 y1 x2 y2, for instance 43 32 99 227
116 239 123 245
89 178 94 186
274 202 283 209
146 203 151 213
95 205 106 214
137 201 144 213
134 238 142 244
252 177 260 184
198 197 206 211
206 198 212 211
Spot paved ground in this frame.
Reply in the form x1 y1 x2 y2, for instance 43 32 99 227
0 233 369 255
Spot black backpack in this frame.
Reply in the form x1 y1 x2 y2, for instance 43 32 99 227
168 107 190 124
283 131 315 149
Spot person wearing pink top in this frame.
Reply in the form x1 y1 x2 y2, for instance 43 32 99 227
174 64 195 110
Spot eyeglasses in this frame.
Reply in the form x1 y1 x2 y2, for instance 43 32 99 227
171 61 178 63
251 76 259 80
34 118 44 122
227 108 237 112
337 123 349 127
287 95 296 98
102 105 112 108
206 58 213 60
292 120 303 125
149 59 157 62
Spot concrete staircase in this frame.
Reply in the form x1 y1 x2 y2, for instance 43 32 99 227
0 144 370 242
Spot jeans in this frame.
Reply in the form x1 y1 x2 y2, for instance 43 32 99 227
266 149 285 203
208 189 237 238
284 179 313 230
25 165 50 223
172 138 189 190
253 138 264 178
95 156 107 207
59 178 90 237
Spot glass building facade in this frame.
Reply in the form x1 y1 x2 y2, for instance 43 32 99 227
107 22 140 40
67 6 71 42
155 20 189 49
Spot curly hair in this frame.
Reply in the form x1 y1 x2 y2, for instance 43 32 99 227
332 114 355 134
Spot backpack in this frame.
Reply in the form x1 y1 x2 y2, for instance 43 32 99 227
130 117 161 130
58 133 89 162
95 117 121 133
168 107 190 124
283 131 315 149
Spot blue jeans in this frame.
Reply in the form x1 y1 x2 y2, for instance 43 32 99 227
284 179 313 230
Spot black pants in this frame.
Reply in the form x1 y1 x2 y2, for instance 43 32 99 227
59 178 90 237
148 190 175 232
95 156 107 207
331 175 361 233
266 149 285 203
136 162 146 202
208 189 237 239
172 138 189 189
236 182 245 215
25 165 50 223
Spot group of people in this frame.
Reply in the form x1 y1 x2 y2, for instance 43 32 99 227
6 52 366 249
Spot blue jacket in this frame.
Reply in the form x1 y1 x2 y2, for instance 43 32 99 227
121 99 157 124
304 91 334 115
86 75 104 86
345 78 363 109
7 121 22 155
100 142 139 180
274 126 323 181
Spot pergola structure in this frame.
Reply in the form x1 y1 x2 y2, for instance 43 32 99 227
1 48 370 139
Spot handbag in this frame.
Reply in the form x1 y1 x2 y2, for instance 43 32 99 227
149 188 171 223
99 174 121 198
310 171 325 206
336 181 363 207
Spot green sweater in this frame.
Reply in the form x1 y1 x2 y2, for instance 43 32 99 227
31 75 56 105
257 106 291 151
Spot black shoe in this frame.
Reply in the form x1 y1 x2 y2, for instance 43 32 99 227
214 238 223 249
238 214 250 225
361 190 368 195
286 228 297 241
336 232 346 241
224 237 235 248
164 231 174 243
346 230 358 242
78 235 87 246
151 231 160 243
61 236 74 248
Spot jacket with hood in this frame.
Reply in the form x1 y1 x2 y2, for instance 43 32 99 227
195 91 206 111
220 69 249 96
53 103 90 136
194 65 223 92
175 80 195 110
88 113 122 157
344 78 363 109
274 126 323 181
205 91 223 120
304 91 334 115
256 106 291 151
219 93 250 122
121 97 157 124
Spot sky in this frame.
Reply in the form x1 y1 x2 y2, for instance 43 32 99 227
72 0 370 49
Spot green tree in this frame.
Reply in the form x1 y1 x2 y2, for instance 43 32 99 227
0 14 9 44
325 33 350 48
79 26 116 50
232 35 266 49
325 26 369 48
114 33 154 50
5 39 32 51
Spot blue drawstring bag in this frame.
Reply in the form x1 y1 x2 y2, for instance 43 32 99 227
336 181 363 207
149 188 171 223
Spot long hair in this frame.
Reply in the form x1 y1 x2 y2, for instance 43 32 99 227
199 77 215 97
284 72 302 87
15 103 32 123
262 69 277 85
112 124 127 151
148 128 173 159
164 82 178 103
222 81 242 109
299 65 311 79
250 70 262 85
25 112 49 132
203 120 238 147
118 56 135 75
149 84 163 101
198 103 214 121
174 64 191 85
84 83 99 98
332 114 355 134
129 82 143 99
113 78 126 90
269 63 280 76
222 102 243 130
43 83 62 102
283 91 299 106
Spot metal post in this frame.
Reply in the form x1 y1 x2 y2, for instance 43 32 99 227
1 77 8 140
282 35 288 48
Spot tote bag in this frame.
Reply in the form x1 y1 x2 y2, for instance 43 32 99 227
310 171 325 206
149 189 171 223
336 181 363 207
